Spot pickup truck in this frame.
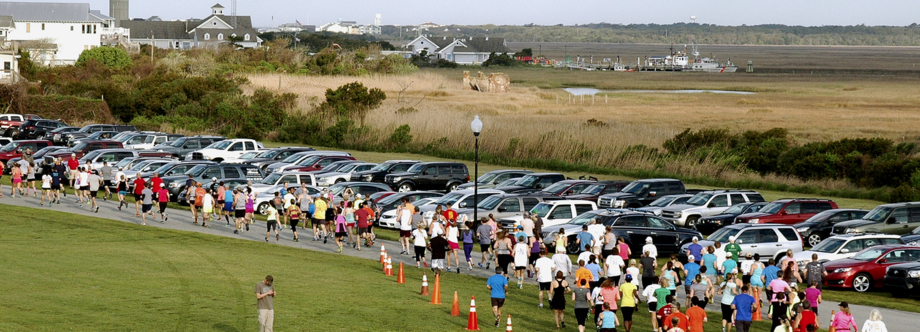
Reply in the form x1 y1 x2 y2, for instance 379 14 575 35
499 199 598 231
185 138 263 162
0 114 25 136
660 190 766 228
597 178 689 208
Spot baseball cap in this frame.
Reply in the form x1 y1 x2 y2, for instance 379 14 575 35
688 255 695 261
729 236 737 242
212 177 217 181
516 225 523 230
692 236 699 241
726 252 733 257
646 237 653 243
160 183 165 187
625 274 633 282
745 253 753 258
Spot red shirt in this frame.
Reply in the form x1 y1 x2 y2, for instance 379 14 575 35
657 305 674 322
664 312 689 331
194 188 206 207
157 189 169 203
686 306 706 332
151 177 162 191
67 159 79 170
443 208 458 221
355 208 370 228
797 310 817 332
133 178 146 194
363 207 375 219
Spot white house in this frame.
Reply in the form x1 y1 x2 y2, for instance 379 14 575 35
404 35 439 55
435 37 510 64
0 2 128 65
121 3 262 50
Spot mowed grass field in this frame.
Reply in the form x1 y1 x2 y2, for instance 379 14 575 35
0 205 782 331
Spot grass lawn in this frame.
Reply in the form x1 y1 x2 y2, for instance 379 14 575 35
0 205 782 331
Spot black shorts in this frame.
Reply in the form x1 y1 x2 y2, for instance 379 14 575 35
515 266 526 271
742 275 752 284
217 200 224 206
358 227 368 235
539 282 551 291
51 183 61 190
235 210 245 218
313 218 324 227
134 193 142 201
267 221 278 231
480 243 491 252
159 202 168 213
648 302 657 313
80 186 89 191
90 191 98 198
27 178 36 182
142 204 152 213
621 306 635 321
721 303 734 321
400 230 411 237
103 180 112 187
491 297 505 308
335 231 347 238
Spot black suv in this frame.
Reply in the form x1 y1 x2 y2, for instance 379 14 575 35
62 124 138 145
149 135 226 158
494 172 567 193
243 146 316 171
354 160 420 183
545 209 703 256
794 209 869 247
161 164 263 200
14 119 69 139
885 261 920 298
597 178 688 208
385 162 469 192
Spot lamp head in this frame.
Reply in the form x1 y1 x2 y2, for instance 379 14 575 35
471 115 483 136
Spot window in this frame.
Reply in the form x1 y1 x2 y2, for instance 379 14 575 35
317 158 337 167
203 167 222 179
730 194 746 205
842 240 864 253
218 33 224 40
882 250 912 263
438 166 451 175
213 22 217 26
223 168 241 179
756 229 779 243
423 167 437 176
575 204 594 215
229 142 243 151
498 199 520 212
184 140 200 149
735 230 757 244
746 194 766 202
244 142 255 150
244 34 250 41
710 195 729 207
451 164 465 175
890 208 909 223
778 228 798 242
393 164 412 172
522 198 539 210
616 216 646 227
784 203 802 214
548 207 572 220
646 217 671 230
93 25 96 34
910 207 920 223
280 175 297 184
204 33 210 40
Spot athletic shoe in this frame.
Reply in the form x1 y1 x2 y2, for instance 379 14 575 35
165 216 168 222
478 263 483 268
538 303 543 308
337 246 342 253
485 263 490 269
323 237 327 244
456 267 460 274
423 261 428 268
294 238 299 242
276 234 280 241
234 230 239 234
495 319 500 328
245 224 249 231
265 237 268 242
468 266 473 271
352 242 356 248
519 283 523 289
561 322 566 328
95 207 99 213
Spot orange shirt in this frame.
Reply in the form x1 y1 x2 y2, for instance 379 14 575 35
686 306 706 332
195 188 206 207
575 267 593 288
664 312 689 331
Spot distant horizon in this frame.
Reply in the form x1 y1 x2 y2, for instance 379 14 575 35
10 0 920 28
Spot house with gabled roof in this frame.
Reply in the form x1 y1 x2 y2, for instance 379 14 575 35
436 37 510 65
121 3 261 50
404 35 439 55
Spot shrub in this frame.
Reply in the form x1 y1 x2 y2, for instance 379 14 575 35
388 124 413 150
76 46 133 69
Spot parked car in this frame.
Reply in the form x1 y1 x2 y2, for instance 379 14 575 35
597 178 689 208
793 233 903 270
373 191 445 227
314 162 378 187
367 191 396 204
160 164 264 201
384 162 470 192
0 139 52 166
884 261 920 297
14 119 68 139
564 180 631 202
352 160 420 183
264 151 353 175
0 113 25 136
694 202 768 234
539 179 597 196
248 171 318 195
139 161 216 180
121 132 184 150
660 190 766 228
457 169 534 190
546 209 703 256
735 198 838 225
681 223 805 263
0 137 11 146
824 245 920 292
417 189 505 221
122 159 176 180
46 127 80 144
150 135 226 158
62 124 137 145
494 172 566 193
47 140 123 162
79 148 139 170
635 194 696 216
69 131 119 147
832 202 920 236
186 138 263 162
902 227 920 246
378 198 440 226
794 209 870 247
240 146 316 170
455 192 565 222
499 199 598 230
327 181 393 205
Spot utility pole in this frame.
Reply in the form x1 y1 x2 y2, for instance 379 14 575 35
151 32 154 62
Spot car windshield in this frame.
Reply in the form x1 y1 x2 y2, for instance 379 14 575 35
648 196 678 207
186 165 208 176
209 140 233 150
71 142 88 151
686 193 713 206
721 203 750 215
114 158 135 168
542 182 572 194
759 202 785 214
530 203 553 217
328 184 349 196
115 134 135 143
281 154 306 163
478 195 503 210
514 175 539 187
405 164 424 174
568 211 600 226
863 206 893 222
378 194 406 206
476 172 499 184
851 248 887 261
82 150 102 161
166 138 186 147
580 184 607 195
87 132 104 139
368 162 395 172
261 173 282 185
239 152 259 159
338 164 360 172
0 143 17 152
434 193 464 206
129 160 154 171
256 150 282 158
811 238 846 253
34 146 59 157
497 178 520 187
77 126 94 133
708 227 741 243
622 181 650 195
296 156 322 166
152 163 177 174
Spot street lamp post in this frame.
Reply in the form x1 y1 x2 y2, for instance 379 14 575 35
471 116 483 225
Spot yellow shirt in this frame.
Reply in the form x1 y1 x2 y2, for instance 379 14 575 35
313 199 327 219
620 282 638 307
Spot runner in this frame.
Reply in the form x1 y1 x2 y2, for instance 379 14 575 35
313 195 328 242
10 163 22 197
244 187 255 230
26 162 37 197
287 199 302 242
78 167 90 206
598 302 620 332
446 219 461 273
620 274 641 332
87 170 103 213
234 188 246 234
66 153 79 194
487 267 509 328
461 220 475 271
222 184 234 225
216 181 226 221
512 235 529 289
493 230 513 276
333 206 347 253
201 188 214 228
362 202 376 246
116 174 128 210
100 161 112 200
412 221 428 268
643 278 662 332
264 203 280 241
40 168 52 206
573 278 592 332
344 201 356 247
550 271 571 329
271 192 285 230
140 183 154 226
133 174 145 217
534 249 556 309
429 232 449 275
398 200 413 255
156 183 169 222
476 217 493 269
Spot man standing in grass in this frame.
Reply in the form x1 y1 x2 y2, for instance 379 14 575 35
486 267 508 328
256 275 276 332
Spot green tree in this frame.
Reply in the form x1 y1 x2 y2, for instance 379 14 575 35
319 82 386 126
75 46 132 69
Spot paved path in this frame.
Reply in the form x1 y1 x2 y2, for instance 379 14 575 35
2 193 916 331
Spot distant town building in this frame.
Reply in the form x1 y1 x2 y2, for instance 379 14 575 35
121 3 262 50
394 35 510 65
316 16 380 35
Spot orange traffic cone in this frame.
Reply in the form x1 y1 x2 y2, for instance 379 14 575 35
752 298 762 321
385 256 394 276
397 262 406 284
420 273 430 295
382 254 388 274
505 315 513 331
451 291 461 316
430 274 441 304
466 296 479 330
380 244 387 264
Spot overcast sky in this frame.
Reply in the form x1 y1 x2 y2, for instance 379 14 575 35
26 0 920 27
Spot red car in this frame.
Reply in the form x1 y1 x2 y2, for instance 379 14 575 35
0 140 52 165
823 244 920 292
48 140 123 161
287 155 356 172
735 198 837 225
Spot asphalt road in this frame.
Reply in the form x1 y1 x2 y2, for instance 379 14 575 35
1 192 915 331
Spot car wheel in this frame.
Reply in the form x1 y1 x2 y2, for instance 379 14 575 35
852 273 872 292
447 183 458 192
807 233 823 247
566 236 581 254
334 178 344 184
258 203 270 215
686 216 700 230
398 183 413 192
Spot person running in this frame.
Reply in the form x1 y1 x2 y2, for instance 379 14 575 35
664 303 689 332
829 302 858 332
486 267 509 328
201 189 214 228
528 234 543 279
477 218 493 269
512 235 529 289
553 228 567 254
26 162 37 197
572 278 592 332
550 271 570 329
719 272 741 332
39 166 51 205
287 199 302 242
50 159 65 203
804 281 821 314
689 274 710 310
602 226 617 259
271 192 285 231
662 261 679 297
534 249 556 308
398 200 413 254
643 278 663 332
132 174 146 217
553 247 573 281
657 295 677 332
10 163 22 197
154 183 168 222
494 230 513 276
461 220 475 271
412 222 428 268
345 201 357 247
66 153 79 194
87 170 103 213
620 274 641 332
731 285 756 332
605 246 626 286
244 187 255 230
116 174 128 210
860 309 885 332
265 203 280 241
576 225 594 254
585 255 604 290
598 302 620 332
687 297 707 332
599 278 621 321
355 202 372 250
641 250 658 288
725 236 742 264
78 167 90 206
446 219 461 273
794 301 818 332
313 196 328 242
100 161 112 200
222 185 234 225
333 206 348 253
140 183 154 226
429 232 449 274
215 181 225 219
255 275 276 332
233 188 246 234
191 182 206 225
750 253 765 303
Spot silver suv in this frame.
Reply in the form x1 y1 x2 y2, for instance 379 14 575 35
682 223 804 263
660 190 766 228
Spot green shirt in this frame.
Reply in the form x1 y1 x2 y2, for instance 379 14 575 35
654 287 671 310
725 243 742 263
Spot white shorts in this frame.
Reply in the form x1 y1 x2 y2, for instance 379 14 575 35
432 259 445 269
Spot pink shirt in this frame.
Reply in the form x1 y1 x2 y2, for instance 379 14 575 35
618 243 630 261
600 286 620 310
831 312 857 331
804 287 821 307
768 279 789 302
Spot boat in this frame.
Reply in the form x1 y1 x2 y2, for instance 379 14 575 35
640 43 736 72
684 43 738 72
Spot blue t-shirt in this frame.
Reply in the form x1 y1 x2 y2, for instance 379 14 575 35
586 263 603 281
688 243 703 261
487 274 508 299
576 232 594 251
731 293 755 321
722 260 738 274
702 253 717 275
225 190 234 203
601 310 618 328
763 265 780 285
514 231 527 242
684 262 700 284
